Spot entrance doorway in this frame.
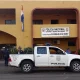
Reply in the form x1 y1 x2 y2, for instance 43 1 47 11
0 31 16 60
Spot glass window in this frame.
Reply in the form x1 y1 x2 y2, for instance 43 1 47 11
53 40 57 44
49 47 64 55
5 20 16 24
68 41 76 46
37 47 47 54
33 20 43 24
51 20 59 24
67 19 76 24
0 9 16 24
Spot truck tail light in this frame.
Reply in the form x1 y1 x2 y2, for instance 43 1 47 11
8 57 12 62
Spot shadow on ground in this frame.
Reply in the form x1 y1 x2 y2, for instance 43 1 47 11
0 60 80 75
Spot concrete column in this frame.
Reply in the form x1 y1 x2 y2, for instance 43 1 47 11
77 10 80 51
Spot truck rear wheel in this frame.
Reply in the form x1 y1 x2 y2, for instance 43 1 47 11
70 61 80 72
21 61 33 73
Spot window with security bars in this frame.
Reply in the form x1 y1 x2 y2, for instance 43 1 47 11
33 20 43 24
5 20 16 24
67 19 76 24
68 41 76 46
51 20 59 24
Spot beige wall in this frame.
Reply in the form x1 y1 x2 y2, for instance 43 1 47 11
0 31 16 44
0 1 79 49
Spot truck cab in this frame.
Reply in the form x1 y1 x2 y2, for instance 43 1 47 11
34 46 68 67
9 46 80 73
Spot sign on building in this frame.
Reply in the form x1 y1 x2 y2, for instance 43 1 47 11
41 27 69 37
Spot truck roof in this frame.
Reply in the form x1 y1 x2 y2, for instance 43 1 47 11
34 46 60 48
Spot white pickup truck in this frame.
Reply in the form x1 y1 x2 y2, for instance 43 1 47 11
9 46 80 73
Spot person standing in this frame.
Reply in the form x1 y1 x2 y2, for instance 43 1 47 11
3 47 9 66
18 46 24 54
65 48 71 54
45 42 51 46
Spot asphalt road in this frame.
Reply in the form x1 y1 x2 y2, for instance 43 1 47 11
0 61 80 80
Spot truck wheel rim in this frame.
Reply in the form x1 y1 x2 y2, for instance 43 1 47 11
73 63 80 71
23 64 31 72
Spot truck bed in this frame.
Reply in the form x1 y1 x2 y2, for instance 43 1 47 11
9 54 34 67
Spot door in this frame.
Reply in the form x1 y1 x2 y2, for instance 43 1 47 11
48 47 68 67
34 47 49 66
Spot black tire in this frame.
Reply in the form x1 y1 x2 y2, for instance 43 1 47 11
70 61 80 72
21 61 33 73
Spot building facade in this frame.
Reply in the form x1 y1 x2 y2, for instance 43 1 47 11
0 0 79 53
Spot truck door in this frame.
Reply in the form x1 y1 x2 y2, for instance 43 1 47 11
34 47 49 66
48 47 68 67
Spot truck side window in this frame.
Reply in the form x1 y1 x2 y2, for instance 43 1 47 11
37 47 47 54
49 48 57 54
49 47 64 55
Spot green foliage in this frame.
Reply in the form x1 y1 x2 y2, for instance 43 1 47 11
9 47 33 54
9 48 18 54
24 47 33 54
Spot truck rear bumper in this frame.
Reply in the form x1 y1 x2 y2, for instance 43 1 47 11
8 62 19 67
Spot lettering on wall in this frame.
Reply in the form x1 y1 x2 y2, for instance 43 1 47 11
41 27 69 37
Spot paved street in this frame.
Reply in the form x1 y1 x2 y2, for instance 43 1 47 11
0 61 80 80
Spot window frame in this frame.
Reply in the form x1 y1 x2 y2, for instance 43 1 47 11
51 20 59 24
49 47 65 55
67 19 76 24
33 20 43 24
37 47 47 54
5 20 16 24
68 41 76 46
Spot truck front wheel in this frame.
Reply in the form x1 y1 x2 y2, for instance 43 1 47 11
70 61 80 72
21 61 33 73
